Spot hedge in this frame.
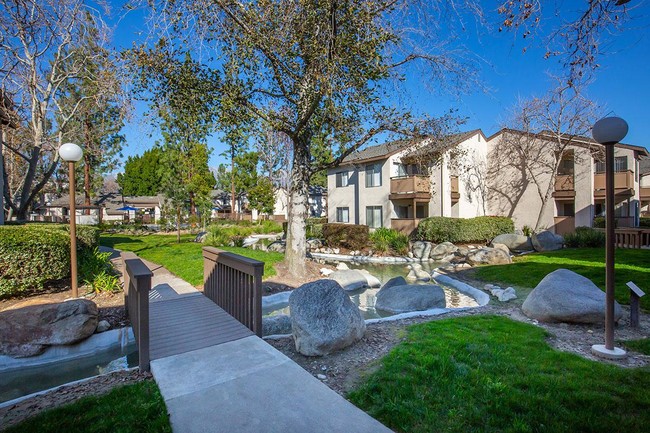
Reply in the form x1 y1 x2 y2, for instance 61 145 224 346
414 216 514 244
322 223 369 250
0 224 100 298
564 226 606 248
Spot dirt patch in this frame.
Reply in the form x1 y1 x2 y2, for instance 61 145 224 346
264 260 335 293
0 369 151 431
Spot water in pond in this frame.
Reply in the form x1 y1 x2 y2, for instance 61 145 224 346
0 340 137 404
264 261 478 320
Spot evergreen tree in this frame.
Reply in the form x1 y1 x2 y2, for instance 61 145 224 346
117 148 164 196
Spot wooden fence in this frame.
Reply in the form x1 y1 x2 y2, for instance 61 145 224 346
611 228 650 249
122 252 153 372
202 247 264 337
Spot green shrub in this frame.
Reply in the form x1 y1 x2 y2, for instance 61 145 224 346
322 223 369 250
206 225 256 246
306 218 324 239
370 228 410 255
0 226 70 297
79 247 120 293
414 216 514 244
639 218 650 228
254 219 283 234
564 226 606 248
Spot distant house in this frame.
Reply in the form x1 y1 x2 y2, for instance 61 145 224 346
272 186 328 222
43 193 163 224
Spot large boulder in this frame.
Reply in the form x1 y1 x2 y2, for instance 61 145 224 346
0 299 99 357
466 247 512 265
375 284 446 314
381 276 408 291
406 263 431 281
262 314 293 336
532 231 564 252
522 269 623 324
491 234 534 252
329 269 370 291
289 280 365 356
430 242 458 260
267 241 286 253
411 241 433 260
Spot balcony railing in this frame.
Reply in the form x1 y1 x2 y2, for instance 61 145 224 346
450 176 460 201
555 174 575 191
593 170 634 192
390 175 430 195
391 218 422 236
640 187 650 201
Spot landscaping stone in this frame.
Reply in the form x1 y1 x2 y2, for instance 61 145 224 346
430 242 458 260
492 287 517 302
242 237 260 248
411 241 433 260
289 280 365 356
375 284 446 314
194 231 208 243
492 242 510 255
336 262 349 271
466 247 512 266
328 269 370 291
96 320 111 333
491 234 534 252
406 263 431 281
522 268 623 324
358 269 381 288
381 276 408 291
262 314 293 336
267 241 286 253
0 299 99 357
532 230 564 252
320 268 334 276
307 238 323 250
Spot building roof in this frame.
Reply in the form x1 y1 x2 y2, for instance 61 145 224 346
48 193 163 214
340 129 484 165
640 158 650 176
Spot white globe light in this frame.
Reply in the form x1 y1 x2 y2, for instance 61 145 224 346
58 142 83 162
592 117 628 145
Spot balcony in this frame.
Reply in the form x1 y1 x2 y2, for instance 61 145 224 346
389 175 431 200
552 174 575 200
391 218 423 236
593 170 634 199
450 176 460 202
640 187 650 201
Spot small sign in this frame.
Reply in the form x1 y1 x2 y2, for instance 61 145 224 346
627 281 646 298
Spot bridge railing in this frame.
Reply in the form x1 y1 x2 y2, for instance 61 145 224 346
202 247 264 337
122 252 152 372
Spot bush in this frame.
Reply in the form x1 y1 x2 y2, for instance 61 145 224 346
306 218 325 239
206 225 255 246
0 226 70 297
639 218 650 228
322 223 369 250
370 228 410 255
79 247 121 293
414 216 514 244
564 226 606 248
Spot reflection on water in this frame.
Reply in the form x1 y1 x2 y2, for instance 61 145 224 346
0 343 137 404
264 261 478 320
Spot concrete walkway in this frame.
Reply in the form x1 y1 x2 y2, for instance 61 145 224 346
105 246 392 433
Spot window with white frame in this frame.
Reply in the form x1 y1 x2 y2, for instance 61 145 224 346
336 207 349 223
366 206 383 228
365 163 382 187
335 171 349 187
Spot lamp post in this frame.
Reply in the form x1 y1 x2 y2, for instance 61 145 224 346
591 116 628 360
59 143 83 298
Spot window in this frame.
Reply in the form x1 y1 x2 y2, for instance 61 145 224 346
558 151 574 175
336 207 349 223
596 156 628 173
396 163 408 177
335 171 349 187
366 163 382 187
366 206 383 228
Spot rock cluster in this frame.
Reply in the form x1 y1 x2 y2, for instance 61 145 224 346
483 284 517 302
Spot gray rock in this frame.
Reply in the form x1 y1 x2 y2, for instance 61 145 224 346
382 276 408 291
522 269 623 324
406 263 431 281
194 231 208 243
358 269 381 288
96 320 110 333
336 262 349 271
491 234 534 252
242 237 260 248
329 269 369 291
267 241 286 253
466 247 512 265
375 284 446 314
307 238 323 250
497 287 517 302
289 280 365 356
532 230 564 252
430 242 458 260
263 314 293 336
492 242 510 255
0 299 99 357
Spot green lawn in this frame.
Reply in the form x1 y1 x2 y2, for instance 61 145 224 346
349 315 650 433
6 381 170 433
622 338 650 355
100 234 284 286
473 248 650 309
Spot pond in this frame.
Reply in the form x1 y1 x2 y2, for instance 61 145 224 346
263 261 479 320
0 329 137 405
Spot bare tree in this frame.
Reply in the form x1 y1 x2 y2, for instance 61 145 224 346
488 80 602 230
0 0 116 220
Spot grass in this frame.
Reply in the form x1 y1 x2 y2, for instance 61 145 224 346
622 338 650 355
349 315 650 433
5 381 170 433
473 248 650 310
100 234 284 286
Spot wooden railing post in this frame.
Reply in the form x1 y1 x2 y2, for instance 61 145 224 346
122 254 152 372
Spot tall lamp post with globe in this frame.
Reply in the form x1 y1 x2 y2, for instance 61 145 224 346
591 116 628 360
59 142 83 298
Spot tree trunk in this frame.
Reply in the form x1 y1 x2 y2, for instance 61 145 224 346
83 117 92 215
176 206 181 243
189 192 196 216
285 141 310 277
230 146 236 220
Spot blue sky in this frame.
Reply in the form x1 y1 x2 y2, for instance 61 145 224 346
111 3 650 170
